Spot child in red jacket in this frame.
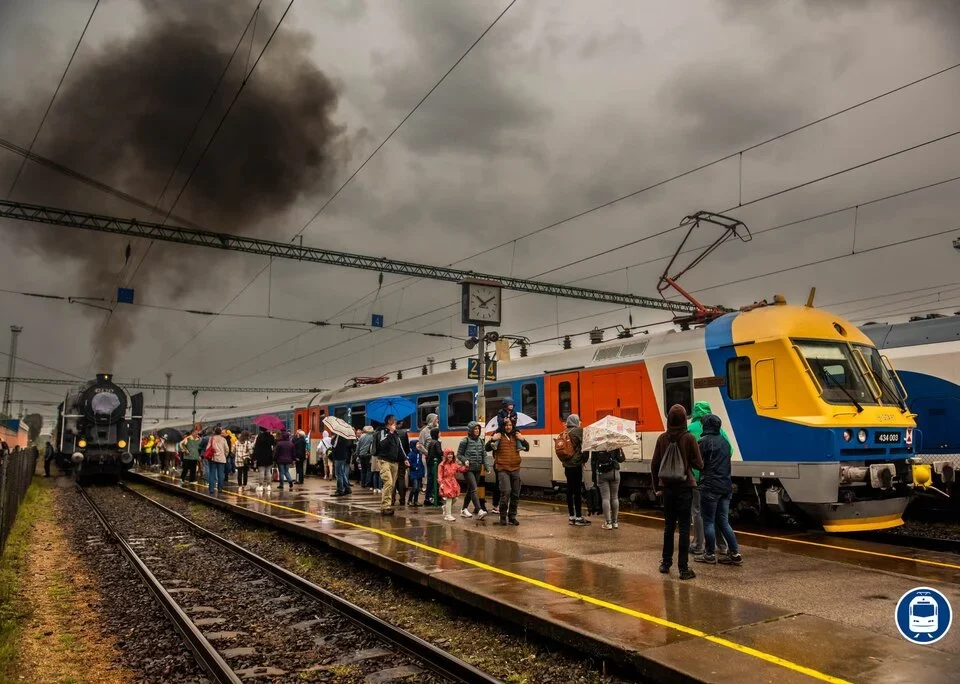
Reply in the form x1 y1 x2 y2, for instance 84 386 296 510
438 448 468 521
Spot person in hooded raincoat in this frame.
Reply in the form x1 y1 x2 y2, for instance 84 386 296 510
495 398 518 434
694 414 742 565
456 421 487 519
688 401 730 556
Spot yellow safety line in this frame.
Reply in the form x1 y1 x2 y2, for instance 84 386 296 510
148 475 850 684
524 500 960 571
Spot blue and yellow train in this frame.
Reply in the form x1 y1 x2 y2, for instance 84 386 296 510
161 296 927 532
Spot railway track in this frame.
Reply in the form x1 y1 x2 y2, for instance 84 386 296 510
79 485 501 684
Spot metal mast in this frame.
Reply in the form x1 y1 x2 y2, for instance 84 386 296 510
2 326 23 417
164 373 172 420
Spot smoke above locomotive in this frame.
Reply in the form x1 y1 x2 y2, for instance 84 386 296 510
4 0 349 370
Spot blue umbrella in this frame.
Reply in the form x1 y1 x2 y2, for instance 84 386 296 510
367 396 416 424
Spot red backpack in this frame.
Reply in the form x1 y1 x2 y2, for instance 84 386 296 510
554 430 575 461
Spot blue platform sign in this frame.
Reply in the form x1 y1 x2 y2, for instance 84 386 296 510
371 314 384 328
895 586 952 645
467 325 478 338
117 287 135 304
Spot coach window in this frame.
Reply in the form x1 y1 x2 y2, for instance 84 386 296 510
484 386 513 423
521 383 538 423
447 391 474 429
727 357 753 400
296 414 304 431
663 362 693 416
351 404 366 430
558 381 572 422
334 406 348 421
417 395 439 428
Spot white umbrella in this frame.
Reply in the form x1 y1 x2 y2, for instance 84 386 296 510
582 415 637 452
322 416 357 440
484 412 535 434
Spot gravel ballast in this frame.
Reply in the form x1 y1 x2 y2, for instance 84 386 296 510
128 482 636 684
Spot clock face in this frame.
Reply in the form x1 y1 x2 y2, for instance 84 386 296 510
466 284 501 323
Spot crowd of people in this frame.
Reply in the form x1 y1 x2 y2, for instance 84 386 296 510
138 397 741 578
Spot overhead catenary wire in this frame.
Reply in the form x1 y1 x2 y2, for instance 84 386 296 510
291 0 519 243
249 60 960 353
183 0 521 384
346 60 960 306
123 0 266 290
5 0 101 198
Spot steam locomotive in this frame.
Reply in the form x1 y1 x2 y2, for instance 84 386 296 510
54 373 143 483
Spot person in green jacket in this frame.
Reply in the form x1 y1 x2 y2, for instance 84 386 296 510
179 429 202 483
688 402 730 555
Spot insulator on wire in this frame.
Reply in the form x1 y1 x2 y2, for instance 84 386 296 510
617 327 633 339
519 341 528 358
421 365 428 376
397 370 403 380
450 358 457 370
563 335 572 350
589 327 604 344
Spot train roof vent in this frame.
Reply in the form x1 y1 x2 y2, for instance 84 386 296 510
618 339 650 359
593 346 622 362
592 339 649 362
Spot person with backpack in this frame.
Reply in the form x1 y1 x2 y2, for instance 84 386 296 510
694 414 742 566
456 421 487 519
591 447 626 530
688 401 729 557
356 426 375 488
557 414 590 526
650 404 703 580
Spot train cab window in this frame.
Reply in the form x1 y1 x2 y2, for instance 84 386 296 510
296 414 304 431
558 381 572 422
663 362 693 416
726 357 752 400
521 383 538 423
447 391 474 428
350 404 365 430
417 395 439 428
484 386 513 423
334 406 348 421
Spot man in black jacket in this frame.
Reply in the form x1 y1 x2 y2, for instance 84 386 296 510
375 415 403 515
694 415 742 566
293 430 307 484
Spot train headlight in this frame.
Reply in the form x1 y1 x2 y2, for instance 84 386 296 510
857 429 868 444
78 439 87 448
118 440 127 449
842 430 853 442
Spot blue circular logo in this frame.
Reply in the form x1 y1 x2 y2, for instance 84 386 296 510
895 587 952 645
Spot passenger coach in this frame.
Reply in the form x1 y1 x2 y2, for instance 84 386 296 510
171 298 923 532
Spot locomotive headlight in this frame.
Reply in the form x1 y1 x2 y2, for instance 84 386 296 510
842 430 853 442
118 440 127 449
857 429 868 443
78 439 87 448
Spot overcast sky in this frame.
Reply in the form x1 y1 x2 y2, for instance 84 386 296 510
1 0 959 425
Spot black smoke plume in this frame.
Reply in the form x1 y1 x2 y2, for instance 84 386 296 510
3 0 347 371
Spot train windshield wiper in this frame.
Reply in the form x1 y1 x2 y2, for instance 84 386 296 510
822 371 863 413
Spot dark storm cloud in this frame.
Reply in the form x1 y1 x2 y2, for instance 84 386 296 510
375 0 549 156
660 59 807 156
3 0 348 370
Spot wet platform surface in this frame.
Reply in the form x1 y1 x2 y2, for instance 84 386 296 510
131 471 960 683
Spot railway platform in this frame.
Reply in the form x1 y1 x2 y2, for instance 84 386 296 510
129 471 960 684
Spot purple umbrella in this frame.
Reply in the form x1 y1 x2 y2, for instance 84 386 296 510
254 415 285 431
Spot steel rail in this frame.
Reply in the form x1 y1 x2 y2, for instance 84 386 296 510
119 482 503 684
77 486 241 684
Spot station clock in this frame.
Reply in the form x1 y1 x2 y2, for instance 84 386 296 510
461 280 502 326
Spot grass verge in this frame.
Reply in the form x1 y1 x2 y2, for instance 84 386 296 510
0 477 48 679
